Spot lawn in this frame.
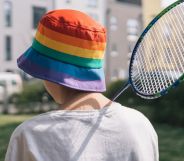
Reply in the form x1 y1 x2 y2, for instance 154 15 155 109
0 115 184 161
0 114 33 161
155 124 184 161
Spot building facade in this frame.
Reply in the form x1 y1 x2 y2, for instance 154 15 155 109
0 0 53 77
0 0 143 83
106 0 142 82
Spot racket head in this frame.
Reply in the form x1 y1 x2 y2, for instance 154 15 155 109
129 0 184 99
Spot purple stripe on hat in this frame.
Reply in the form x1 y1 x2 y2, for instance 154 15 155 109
18 54 106 92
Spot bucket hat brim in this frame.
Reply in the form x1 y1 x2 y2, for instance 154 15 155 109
17 47 106 92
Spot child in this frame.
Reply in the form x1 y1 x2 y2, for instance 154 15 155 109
5 10 159 161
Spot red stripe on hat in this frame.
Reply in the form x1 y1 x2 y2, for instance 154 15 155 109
40 10 106 43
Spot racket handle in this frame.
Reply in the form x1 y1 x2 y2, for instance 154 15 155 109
111 82 131 101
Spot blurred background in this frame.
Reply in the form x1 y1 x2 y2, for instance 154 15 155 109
0 0 184 161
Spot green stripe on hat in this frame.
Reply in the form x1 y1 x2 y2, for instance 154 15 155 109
32 39 103 69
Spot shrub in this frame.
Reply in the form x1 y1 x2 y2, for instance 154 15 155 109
10 80 47 104
9 80 54 113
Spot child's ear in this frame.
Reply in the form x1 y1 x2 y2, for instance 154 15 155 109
43 80 64 104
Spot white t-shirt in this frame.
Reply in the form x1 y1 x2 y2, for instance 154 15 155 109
5 102 159 161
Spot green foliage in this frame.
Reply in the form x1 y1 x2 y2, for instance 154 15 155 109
8 80 55 114
104 80 184 126
19 81 44 103
9 80 52 105
152 84 184 126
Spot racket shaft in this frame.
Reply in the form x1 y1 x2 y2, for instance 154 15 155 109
112 82 131 101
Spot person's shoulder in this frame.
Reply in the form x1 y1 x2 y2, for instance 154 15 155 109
110 102 159 160
10 112 52 139
111 102 150 120
112 102 158 140
111 102 157 135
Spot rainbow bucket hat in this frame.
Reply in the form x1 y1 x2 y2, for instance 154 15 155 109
17 10 106 92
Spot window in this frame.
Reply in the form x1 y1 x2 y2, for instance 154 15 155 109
128 42 135 54
110 16 118 31
110 16 117 25
111 69 119 81
119 69 128 80
116 0 141 6
32 6 46 29
127 19 139 33
163 24 172 40
12 80 17 86
4 1 12 27
111 44 118 57
88 13 98 21
0 80 6 86
6 69 13 73
65 0 71 3
127 19 139 41
164 47 172 64
5 36 12 61
88 0 98 8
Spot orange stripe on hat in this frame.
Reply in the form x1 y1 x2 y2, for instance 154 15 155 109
37 23 106 51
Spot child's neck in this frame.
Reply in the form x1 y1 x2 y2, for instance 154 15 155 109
59 93 112 111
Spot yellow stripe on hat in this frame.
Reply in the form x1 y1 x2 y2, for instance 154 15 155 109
35 31 104 59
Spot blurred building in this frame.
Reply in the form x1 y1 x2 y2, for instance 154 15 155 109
0 0 53 77
106 0 142 83
0 0 143 83
54 0 106 25
142 0 176 27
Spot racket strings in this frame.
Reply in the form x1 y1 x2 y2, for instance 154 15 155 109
155 16 180 81
134 31 170 93
167 8 184 72
143 36 164 92
131 3 184 96
149 31 169 89
172 5 184 70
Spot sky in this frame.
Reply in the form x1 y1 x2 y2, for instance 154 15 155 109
161 0 176 8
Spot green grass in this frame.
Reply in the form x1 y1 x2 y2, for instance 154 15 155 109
0 114 33 161
0 115 184 161
155 124 184 161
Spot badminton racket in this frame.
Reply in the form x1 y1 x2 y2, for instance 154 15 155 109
112 0 184 101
